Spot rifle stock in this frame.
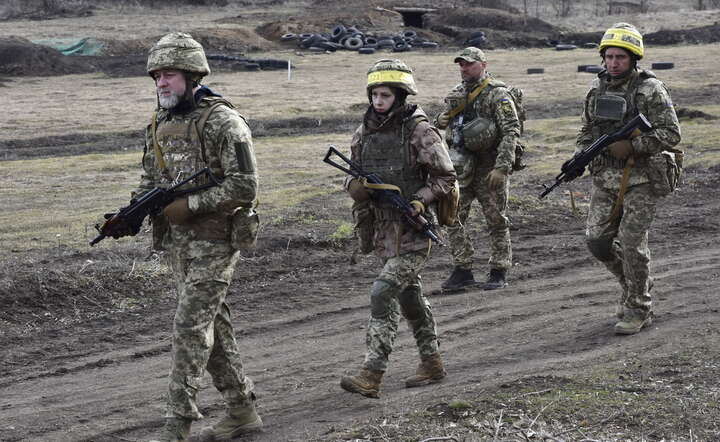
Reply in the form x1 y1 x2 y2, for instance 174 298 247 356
539 113 652 199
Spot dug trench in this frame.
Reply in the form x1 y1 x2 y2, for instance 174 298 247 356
1 156 719 441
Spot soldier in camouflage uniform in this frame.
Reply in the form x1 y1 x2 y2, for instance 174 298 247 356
576 23 681 334
435 47 521 292
339 59 457 399
121 33 262 442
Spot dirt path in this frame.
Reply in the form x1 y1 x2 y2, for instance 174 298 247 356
1 167 718 441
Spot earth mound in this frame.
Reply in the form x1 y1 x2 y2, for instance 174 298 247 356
0 37 95 76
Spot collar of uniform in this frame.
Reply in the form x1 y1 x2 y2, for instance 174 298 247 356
607 68 638 89
463 74 489 90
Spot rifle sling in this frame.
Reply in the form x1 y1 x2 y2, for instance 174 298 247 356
365 182 403 194
151 112 167 173
447 77 492 119
601 156 635 226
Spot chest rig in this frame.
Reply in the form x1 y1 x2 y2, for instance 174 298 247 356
151 97 235 188
359 113 426 210
590 71 649 168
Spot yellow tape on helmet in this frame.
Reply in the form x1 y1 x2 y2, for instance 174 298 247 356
367 70 414 87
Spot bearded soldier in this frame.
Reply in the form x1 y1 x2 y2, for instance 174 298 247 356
339 59 457 398
435 47 521 292
124 33 262 442
576 23 681 334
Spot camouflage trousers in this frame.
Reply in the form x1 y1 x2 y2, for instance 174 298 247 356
363 250 440 372
165 241 254 420
586 183 657 311
446 167 512 271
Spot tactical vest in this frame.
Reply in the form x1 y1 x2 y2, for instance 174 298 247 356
150 96 242 241
359 112 426 216
590 70 653 169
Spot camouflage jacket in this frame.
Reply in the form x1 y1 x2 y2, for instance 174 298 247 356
347 105 456 258
435 76 520 183
576 69 681 190
134 90 258 250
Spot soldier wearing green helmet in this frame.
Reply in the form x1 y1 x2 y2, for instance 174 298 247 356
339 59 457 399
129 32 263 442
575 23 681 335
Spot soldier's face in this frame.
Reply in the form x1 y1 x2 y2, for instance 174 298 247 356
154 69 186 109
458 60 486 82
603 47 632 77
371 86 396 114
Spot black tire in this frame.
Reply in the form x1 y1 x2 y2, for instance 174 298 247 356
403 30 417 39
344 36 364 50
393 40 409 52
346 26 360 34
577 64 590 72
298 33 314 40
467 37 487 47
469 31 486 39
419 41 438 49
584 65 603 73
555 44 577 51
280 33 297 41
377 39 395 49
315 41 338 52
582 42 598 49
358 47 376 55
527 68 544 74
308 46 326 53
239 62 260 71
299 35 324 49
255 59 290 70
331 25 346 39
651 62 675 70
364 36 378 46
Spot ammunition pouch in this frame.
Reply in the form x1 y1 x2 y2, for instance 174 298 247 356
353 200 375 254
646 150 683 197
230 207 260 250
461 116 498 152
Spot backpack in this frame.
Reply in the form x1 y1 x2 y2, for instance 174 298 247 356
507 86 527 172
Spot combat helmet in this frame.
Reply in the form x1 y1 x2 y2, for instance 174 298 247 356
147 32 210 79
599 22 644 59
366 59 418 96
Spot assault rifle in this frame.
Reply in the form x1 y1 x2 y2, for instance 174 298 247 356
539 113 653 199
323 145 444 246
90 168 221 246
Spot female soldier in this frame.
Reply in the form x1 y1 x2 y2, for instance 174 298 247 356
340 59 457 398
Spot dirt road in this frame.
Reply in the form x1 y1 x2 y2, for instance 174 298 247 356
2 167 718 441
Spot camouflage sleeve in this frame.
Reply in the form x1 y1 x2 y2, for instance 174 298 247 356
410 120 457 205
188 106 258 214
433 83 464 129
490 87 521 172
575 87 596 156
343 125 364 191
632 79 681 155
131 123 160 200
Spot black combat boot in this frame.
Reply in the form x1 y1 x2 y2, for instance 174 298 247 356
441 267 478 291
482 269 507 290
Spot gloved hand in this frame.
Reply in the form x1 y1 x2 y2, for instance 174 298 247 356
409 200 425 216
608 139 633 160
488 168 507 190
102 213 143 239
436 112 450 128
347 178 370 202
163 198 192 224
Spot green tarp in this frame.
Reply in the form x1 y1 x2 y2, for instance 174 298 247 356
31 37 104 56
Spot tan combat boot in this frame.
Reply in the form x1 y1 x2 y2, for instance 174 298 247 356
615 308 654 335
405 353 447 388
148 416 192 442
340 368 383 398
199 402 263 441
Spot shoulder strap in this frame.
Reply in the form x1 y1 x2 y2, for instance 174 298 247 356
150 112 167 173
447 77 492 119
195 98 235 164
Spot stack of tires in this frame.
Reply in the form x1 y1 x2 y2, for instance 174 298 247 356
280 24 440 55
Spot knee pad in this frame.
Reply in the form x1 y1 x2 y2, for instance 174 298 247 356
398 285 424 321
370 280 397 319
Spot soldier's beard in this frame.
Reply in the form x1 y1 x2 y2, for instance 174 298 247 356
157 89 182 109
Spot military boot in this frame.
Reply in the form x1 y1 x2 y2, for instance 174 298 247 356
614 308 654 335
441 267 479 292
148 416 192 442
404 353 447 388
616 277 653 319
482 269 507 290
340 368 383 399
199 403 263 441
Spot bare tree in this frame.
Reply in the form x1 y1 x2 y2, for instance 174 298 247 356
550 0 572 17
